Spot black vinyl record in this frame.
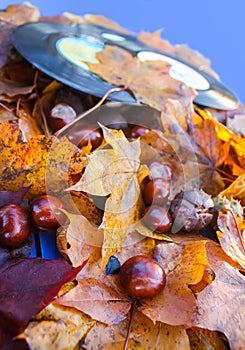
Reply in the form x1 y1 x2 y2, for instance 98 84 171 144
12 21 238 110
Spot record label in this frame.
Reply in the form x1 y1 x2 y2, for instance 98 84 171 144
137 51 210 90
56 36 104 70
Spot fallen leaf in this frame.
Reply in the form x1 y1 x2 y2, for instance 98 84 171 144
187 328 227 350
139 237 210 325
0 121 85 197
138 30 219 79
0 187 29 207
17 304 95 350
0 248 86 335
87 45 196 111
69 125 142 269
219 173 245 204
193 261 245 350
217 210 245 268
0 4 40 25
84 309 190 350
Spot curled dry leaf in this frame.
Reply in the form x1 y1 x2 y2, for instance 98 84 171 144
219 173 245 204
217 210 245 269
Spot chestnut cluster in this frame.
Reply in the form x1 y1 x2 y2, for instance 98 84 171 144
47 92 152 151
0 195 65 248
142 163 173 233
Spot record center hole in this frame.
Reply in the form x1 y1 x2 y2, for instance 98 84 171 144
137 51 210 90
56 36 105 70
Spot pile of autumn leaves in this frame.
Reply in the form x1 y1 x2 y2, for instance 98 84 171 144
0 3 245 350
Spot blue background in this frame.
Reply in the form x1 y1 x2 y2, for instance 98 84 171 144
2 0 245 103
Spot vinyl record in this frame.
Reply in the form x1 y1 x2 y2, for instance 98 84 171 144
12 21 238 110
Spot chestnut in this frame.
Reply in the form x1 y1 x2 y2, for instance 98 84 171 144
0 204 30 247
119 255 166 299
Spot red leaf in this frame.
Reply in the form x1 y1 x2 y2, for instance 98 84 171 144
0 248 87 335
0 187 29 207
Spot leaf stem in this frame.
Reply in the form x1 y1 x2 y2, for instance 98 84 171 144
54 86 127 138
0 102 17 117
123 302 135 350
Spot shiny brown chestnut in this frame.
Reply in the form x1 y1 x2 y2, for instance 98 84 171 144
0 204 30 247
119 255 166 299
68 125 103 150
143 178 170 205
30 195 66 230
47 103 77 132
128 125 150 139
143 205 172 233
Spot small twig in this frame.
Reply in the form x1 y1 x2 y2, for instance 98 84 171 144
0 102 17 117
216 167 235 181
54 86 127 138
123 302 135 350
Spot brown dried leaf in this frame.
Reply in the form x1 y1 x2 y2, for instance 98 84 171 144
84 309 190 350
69 125 142 269
194 261 245 350
87 45 196 111
0 121 85 197
17 304 95 350
138 29 174 53
55 276 131 325
0 78 34 99
217 210 245 269
187 328 227 350
190 118 230 168
138 30 219 79
139 237 210 325
0 4 40 25
59 212 103 267
219 173 245 203
55 238 155 325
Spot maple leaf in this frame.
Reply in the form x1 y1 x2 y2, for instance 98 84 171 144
86 45 196 111
69 125 142 269
0 247 86 335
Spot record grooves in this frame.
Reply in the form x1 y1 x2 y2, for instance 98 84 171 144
12 21 238 110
